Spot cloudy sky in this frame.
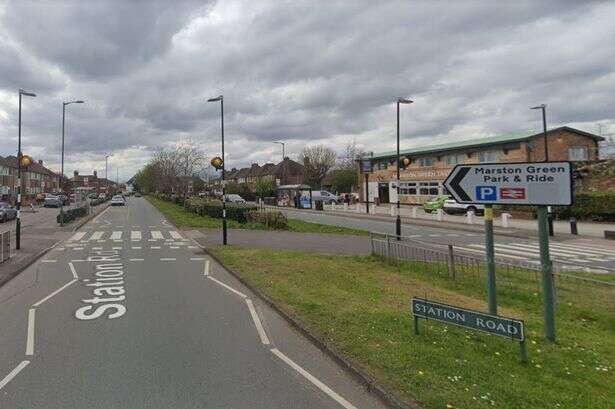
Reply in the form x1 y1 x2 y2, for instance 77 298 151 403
1 0 613 181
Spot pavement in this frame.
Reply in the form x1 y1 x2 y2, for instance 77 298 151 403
0 197 387 409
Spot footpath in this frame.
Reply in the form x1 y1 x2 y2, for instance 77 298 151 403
0 204 109 288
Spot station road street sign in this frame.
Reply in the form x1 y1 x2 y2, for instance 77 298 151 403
443 161 572 206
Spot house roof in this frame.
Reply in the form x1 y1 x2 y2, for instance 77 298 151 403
369 126 604 160
1 155 59 176
258 163 277 176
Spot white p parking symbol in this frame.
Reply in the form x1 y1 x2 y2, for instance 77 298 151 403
476 186 497 201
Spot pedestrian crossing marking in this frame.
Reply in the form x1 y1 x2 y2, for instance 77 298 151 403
110 231 122 240
151 231 164 239
169 231 183 239
69 232 87 241
89 231 104 241
465 242 611 264
131 231 141 240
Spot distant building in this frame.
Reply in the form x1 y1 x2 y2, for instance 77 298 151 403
360 126 604 205
220 157 305 190
71 170 117 195
0 156 60 203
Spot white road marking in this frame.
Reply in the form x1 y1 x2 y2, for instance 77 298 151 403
73 247 84 251
69 232 87 241
69 262 79 279
129 258 144 261
151 246 161 249
189 257 205 260
270 348 357 409
92 246 102 250
188 246 198 249
26 309 35 356
246 299 270 345
160 258 176 261
54 247 65 251
131 231 142 240
170 246 179 249
207 276 247 298
90 231 104 241
41 259 57 263
550 243 615 257
428 234 441 237
32 279 78 307
132 246 142 249
169 231 183 239
457 246 530 261
204 260 210 276
0 361 30 391
70 259 85 262
112 246 122 250
151 231 164 239
110 231 123 240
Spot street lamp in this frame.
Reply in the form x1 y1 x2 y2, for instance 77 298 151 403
60 100 85 226
207 94 227 245
273 141 285 161
530 104 548 161
105 154 111 196
16 89 36 250
396 97 413 240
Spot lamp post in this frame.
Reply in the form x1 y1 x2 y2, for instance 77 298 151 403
396 97 413 240
273 141 285 161
16 89 36 250
60 100 84 226
105 154 111 196
208 95 227 245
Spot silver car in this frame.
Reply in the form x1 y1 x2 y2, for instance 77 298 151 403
0 202 17 222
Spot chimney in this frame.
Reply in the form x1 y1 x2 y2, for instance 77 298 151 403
283 156 289 161
251 163 259 168
74 170 79 177
38 160 43 165
93 170 97 178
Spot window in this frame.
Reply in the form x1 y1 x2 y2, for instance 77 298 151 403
376 161 388 170
418 157 434 167
419 181 440 196
478 150 499 162
399 182 417 195
446 154 464 165
568 146 588 161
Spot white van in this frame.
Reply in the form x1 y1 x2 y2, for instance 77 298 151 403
312 190 340 204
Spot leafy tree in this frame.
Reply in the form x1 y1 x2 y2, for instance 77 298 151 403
301 145 337 188
255 177 276 199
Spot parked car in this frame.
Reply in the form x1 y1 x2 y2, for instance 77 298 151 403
312 190 339 204
224 194 246 203
98 193 106 200
57 194 69 205
43 196 62 208
422 196 449 213
442 198 485 215
110 195 126 206
0 202 17 222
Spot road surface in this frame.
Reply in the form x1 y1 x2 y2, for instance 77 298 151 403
0 197 385 408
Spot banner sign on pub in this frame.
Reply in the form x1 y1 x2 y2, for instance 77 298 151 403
443 161 572 206
411 298 524 341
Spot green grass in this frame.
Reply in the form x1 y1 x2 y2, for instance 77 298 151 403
146 195 367 235
210 246 615 409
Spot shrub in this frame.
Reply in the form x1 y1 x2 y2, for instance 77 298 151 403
201 201 257 223
246 210 288 229
554 192 615 222
56 206 88 224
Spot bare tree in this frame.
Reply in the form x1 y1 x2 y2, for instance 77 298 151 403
300 145 337 188
337 141 364 170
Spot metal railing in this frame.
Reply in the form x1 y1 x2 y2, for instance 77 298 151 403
369 232 615 310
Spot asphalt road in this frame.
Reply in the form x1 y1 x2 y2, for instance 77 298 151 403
0 197 385 408
280 209 615 272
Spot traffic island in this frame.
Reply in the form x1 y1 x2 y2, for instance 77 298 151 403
208 246 615 409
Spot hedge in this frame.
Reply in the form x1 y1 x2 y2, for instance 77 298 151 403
246 210 288 229
56 207 88 224
553 192 615 222
183 197 257 223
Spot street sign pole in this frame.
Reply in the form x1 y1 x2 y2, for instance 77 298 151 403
484 205 497 315
537 206 556 343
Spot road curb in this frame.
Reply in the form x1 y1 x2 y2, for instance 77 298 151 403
201 244 420 409
0 243 57 290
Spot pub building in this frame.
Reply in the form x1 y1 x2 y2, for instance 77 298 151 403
358 126 603 205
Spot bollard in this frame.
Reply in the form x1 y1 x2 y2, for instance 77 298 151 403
447 244 456 280
436 208 443 222
411 206 417 218
390 206 396 217
501 212 511 228
570 218 578 235
467 210 474 224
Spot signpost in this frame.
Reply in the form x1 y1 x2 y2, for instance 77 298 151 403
412 298 527 361
443 161 573 343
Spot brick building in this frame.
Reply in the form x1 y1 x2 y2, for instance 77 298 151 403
0 156 60 203
360 126 603 205
71 170 117 195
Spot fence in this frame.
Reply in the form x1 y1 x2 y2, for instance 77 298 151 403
369 232 615 310
0 229 13 263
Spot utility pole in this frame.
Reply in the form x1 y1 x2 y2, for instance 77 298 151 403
395 97 413 240
16 89 36 250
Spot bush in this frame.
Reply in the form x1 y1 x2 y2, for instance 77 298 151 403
554 192 615 222
56 206 88 224
182 197 256 223
246 210 288 229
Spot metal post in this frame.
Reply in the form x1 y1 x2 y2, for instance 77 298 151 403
221 98 227 245
570 217 578 235
484 205 497 314
519 339 528 363
364 173 369 214
396 100 402 240
537 206 556 343
542 106 548 162
414 316 420 335
60 103 66 226
547 205 554 237
16 92 22 250
447 244 456 281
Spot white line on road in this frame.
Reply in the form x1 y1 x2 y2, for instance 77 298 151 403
41 259 57 263
170 246 179 249
204 260 210 276
207 276 247 298
90 231 104 241
151 231 164 239
131 231 142 240
270 348 356 409
151 246 161 249
69 262 79 279
0 361 30 391
160 258 176 261
110 231 123 240
73 247 84 251
69 232 87 241
26 309 35 356
132 246 142 249
112 246 122 250
129 258 144 261
169 230 183 239
190 257 205 261
246 299 270 345
32 279 78 307
92 246 102 250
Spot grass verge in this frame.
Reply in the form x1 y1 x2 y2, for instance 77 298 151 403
146 195 368 235
210 246 615 409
